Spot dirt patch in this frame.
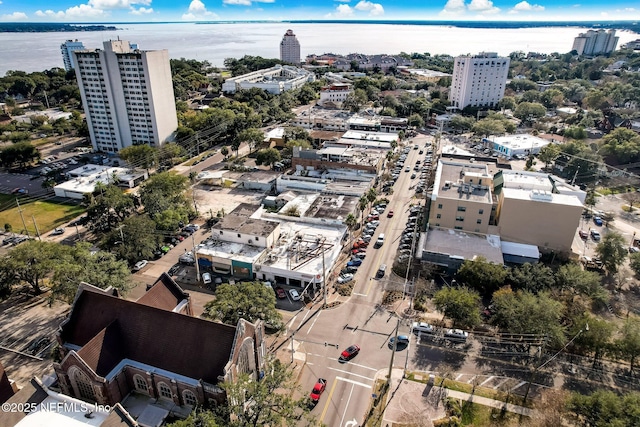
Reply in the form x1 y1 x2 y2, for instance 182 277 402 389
0 289 70 387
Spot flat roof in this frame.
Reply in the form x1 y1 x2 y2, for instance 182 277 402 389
197 239 265 263
405 68 451 78
502 187 583 207
212 203 280 237
305 194 358 221
342 130 398 142
421 228 504 265
433 160 493 203
488 134 550 150
55 164 143 195
14 395 110 427
265 127 285 140
501 241 541 259
440 144 476 157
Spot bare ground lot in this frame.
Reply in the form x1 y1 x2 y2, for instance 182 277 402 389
0 289 70 388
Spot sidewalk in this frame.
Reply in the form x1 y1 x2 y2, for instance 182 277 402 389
381 369 535 426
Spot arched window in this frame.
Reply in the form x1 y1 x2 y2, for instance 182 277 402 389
133 374 148 393
71 368 96 402
183 390 197 407
158 382 173 400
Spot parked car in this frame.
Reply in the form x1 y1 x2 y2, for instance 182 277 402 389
289 289 302 301
340 344 360 361
275 287 286 299
202 272 212 285
630 246 640 253
347 259 363 267
338 273 354 284
389 335 410 349
411 322 434 334
578 230 589 240
590 230 601 241
133 260 148 271
444 329 469 341
50 227 65 236
593 216 603 226
309 378 327 403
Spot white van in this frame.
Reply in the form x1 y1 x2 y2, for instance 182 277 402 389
374 233 385 248
202 272 212 285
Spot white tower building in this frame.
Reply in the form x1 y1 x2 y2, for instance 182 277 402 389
449 52 510 110
572 30 619 56
73 40 178 153
280 29 301 65
60 39 85 71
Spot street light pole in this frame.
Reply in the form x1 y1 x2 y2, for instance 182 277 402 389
322 238 327 307
387 317 400 386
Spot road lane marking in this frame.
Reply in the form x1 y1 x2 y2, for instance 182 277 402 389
328 367 375 382
320 378 338 422
339 383 356 427
455 374 464 381
306 311 321 334
353 292 367 296
511 381 527 391
480 376 494 386
336 376 374 389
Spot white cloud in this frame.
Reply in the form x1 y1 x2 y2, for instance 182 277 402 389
325 3 354 17
182 0 218 20
130 6 154 14
624 7 636 11
88 0 150 8
354 0 384 15
511 1 544 11
1 11 27 20
334 0 350 2
600 11 609 16
468 0 500 13
442 0 466 14
222 0 274 4
35 9 66 18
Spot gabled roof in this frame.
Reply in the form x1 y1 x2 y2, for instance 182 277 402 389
60 290 237 384
136 272 189 311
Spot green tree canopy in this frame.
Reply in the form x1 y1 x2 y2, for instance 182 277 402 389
537 143 561 169
471 118 506 138
613 317 640 375
595 231 627 275
2 240 57 295
507 262 555 293
255 148 281 169
602 127 640 163
433 286 481 329
456 256 508 296
237 127 265 153
514 102 547 121
118 144 157 170
102 214 162 265
556 263 607 304
204 281 282 327
567 390 640 427
85 184 136 234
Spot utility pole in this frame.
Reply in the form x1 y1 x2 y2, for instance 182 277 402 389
322 238 327 307
387 317 400 386
31 216 41 241
192 233 200 283
15 198 30 237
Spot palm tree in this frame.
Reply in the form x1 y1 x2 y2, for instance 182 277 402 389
358 196 368 223
366 188 377 210
345 214 357 229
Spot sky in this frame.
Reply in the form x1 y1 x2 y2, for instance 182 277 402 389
1 0 639 23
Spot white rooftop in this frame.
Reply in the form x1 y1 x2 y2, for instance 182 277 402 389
15 394 110 427
489 134 550 150
265 127 285 140
502 187 583 207
55 164 134 195
342 130 398 142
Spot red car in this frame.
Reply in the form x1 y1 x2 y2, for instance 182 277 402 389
340 344 360 361
367 214 379 221
352 248 366 254
309 378 327 403
578 230 588 240
275 287 286 299
387 210 394 218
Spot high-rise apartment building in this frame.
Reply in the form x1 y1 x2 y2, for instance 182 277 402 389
280 29 301 64
449 52 509 110
73 40 178 153
60 39 85 71
572 30 619 56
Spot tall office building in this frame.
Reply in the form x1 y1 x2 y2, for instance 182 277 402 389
449 52 510 110
572 30 619 56
73 40 178 153
280 29 301 64
60 39 85 71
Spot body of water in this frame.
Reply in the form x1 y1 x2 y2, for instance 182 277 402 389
0 22 638 75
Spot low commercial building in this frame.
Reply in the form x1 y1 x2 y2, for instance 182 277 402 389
292 145 386 175
399 68 452 83
486 134 551 157
222 65 315 94
318 83 352 107
54 164 148 199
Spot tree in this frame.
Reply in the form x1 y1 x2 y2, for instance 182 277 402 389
366 187 377 210
230 139 241 157
456 256 508 296
343 88 368 112
255 148 281 169
85 184 136 234
514 102 546 122
622 191 640 212
491 288 565 346
567 390 640 427
507 262 555 293
220 359 315 427
537 144 561 169
166 409 221 427
103 214 162 265
595 231 627 275
450 115 475 133
140 172 190 218
615 318 640 375
433 286 481 329
573 315 614 369
563 126 587 140
50 243 132 303
345 213 357 229
630 252 640 276
3 240 58 295
471 118 505 138
602 127 640 163
238 128 264 153
204 281 282 327
118 144 157 171
358 195 368 223
221 146 229 158
556 263 607 304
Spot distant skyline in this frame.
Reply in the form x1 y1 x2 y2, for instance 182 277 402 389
1 0 640 23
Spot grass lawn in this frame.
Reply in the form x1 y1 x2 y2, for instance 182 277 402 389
0 194 85 235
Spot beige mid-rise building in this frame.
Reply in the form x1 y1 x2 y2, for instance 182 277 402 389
74 40 178 153
429 159 584 253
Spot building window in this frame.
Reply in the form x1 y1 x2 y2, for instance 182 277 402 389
456 216 464 222
437 204 443 209
183 390 197 407
479 209 484 214
255 236 259 241
457 206 466 212
237 233 241 238
436 214 441 219
134 374 148 393
158 382 173 400
454 226 463 230
477 219 482 224
72 369 96 402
